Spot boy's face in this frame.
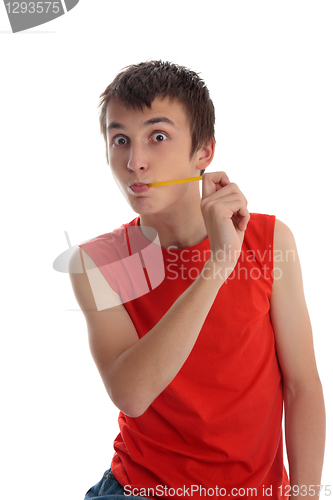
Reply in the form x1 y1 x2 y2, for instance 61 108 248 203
106 97 211 216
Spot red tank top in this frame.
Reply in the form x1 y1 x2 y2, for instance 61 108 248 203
79 213 289 499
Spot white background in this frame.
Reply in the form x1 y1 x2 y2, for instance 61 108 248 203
1 1 332 498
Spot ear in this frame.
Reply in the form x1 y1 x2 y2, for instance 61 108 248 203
195 137 215 172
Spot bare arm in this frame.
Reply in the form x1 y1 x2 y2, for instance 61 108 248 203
69 172 250 418
70 247 227 418
270 220 326 499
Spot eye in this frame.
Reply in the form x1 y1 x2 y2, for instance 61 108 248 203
113 135 128 146
151 132 167 143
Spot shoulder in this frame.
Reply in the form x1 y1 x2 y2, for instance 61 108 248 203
272 219 300 283
68 245 123 314
67 232 114 276
243 215 298 276
246 213 297 248
249 216 298 271
273 219 296 252
246 212 276 234
243 212 276 252
246 215 295 249
79 217 139 249
78 217 139 265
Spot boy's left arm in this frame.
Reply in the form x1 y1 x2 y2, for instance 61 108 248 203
270 219 326 500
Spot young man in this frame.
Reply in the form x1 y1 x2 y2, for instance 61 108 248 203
69 61 325 500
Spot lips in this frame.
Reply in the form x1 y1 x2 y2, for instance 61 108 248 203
128 182 149 194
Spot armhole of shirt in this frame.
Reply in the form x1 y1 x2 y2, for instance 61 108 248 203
264 214 276 299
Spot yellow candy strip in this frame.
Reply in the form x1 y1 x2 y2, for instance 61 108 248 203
147 176 202 187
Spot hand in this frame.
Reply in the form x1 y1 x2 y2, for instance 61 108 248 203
201 171 250 270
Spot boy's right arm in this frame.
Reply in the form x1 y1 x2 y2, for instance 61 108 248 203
69 172 249 418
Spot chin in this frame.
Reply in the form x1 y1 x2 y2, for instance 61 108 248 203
127 197 156 214
127 192 181 217
131 202 172 218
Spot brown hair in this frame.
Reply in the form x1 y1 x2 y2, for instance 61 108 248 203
98 60 215 173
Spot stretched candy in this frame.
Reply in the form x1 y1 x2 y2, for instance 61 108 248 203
147 176 202 187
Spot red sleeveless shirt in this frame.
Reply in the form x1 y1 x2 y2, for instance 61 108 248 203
79 213 289 499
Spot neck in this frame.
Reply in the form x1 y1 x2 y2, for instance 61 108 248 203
139 189 208 249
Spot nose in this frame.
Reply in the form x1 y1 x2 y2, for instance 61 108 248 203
127 143 148 173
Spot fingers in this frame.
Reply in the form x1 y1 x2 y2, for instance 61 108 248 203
201 171 230 200
237 209 251 232
202 182 247 205
203 195 250 232
201 173 250 232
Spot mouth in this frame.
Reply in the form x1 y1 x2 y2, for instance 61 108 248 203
128 182 150 194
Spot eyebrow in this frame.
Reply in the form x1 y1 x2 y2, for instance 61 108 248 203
107 116 176 133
